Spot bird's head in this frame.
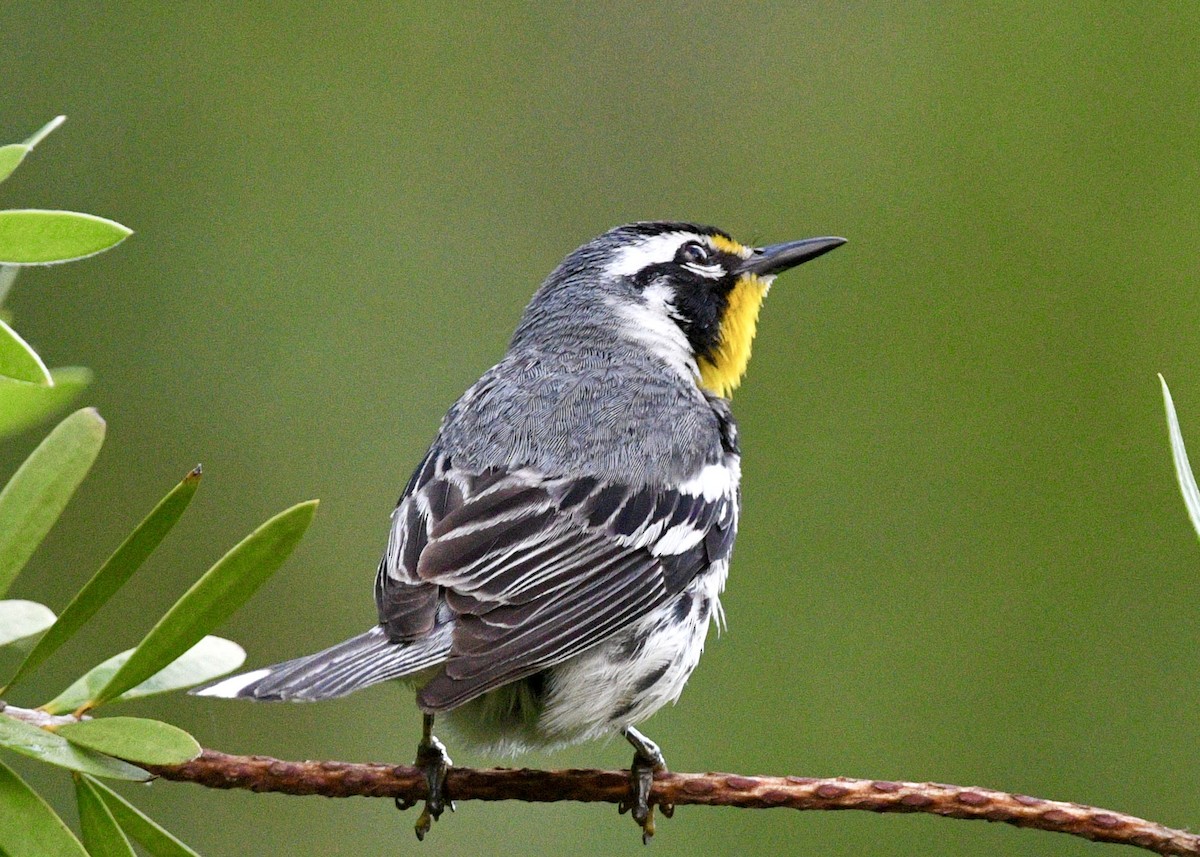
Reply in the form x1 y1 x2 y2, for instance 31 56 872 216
518 222 845 399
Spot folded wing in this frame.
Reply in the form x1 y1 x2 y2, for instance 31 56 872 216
374 449 737 713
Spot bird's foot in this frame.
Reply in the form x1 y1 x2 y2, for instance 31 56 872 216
619 726 672 843
412 733 454 840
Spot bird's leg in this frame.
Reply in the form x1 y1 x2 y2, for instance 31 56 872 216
411 713 454 841
618 726 671 843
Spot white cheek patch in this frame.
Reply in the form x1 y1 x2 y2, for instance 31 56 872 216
609 282 698 382
603 232 693 277
641 282 681 322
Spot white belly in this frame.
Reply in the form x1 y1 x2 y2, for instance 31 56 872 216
536 558 729 744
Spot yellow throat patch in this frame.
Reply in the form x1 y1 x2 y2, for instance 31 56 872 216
698 273 770 399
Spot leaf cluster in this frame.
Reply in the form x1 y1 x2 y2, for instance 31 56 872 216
0 118 318 857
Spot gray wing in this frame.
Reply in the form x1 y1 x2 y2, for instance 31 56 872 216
373 449 738 713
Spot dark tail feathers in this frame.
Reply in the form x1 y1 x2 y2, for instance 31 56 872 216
191 625 451 702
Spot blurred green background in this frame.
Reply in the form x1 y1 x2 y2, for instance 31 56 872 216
3 3 1200 855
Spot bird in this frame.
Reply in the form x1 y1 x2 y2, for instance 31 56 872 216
194 222 844 840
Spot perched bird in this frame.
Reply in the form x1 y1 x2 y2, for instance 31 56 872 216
195 222 844 840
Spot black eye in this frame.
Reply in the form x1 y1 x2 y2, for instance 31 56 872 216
676 241 711 265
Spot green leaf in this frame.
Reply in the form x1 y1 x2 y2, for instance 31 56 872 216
0 408 105 597
0 712 148 780
0 758 89 857
0 116 63 187
41 651 126 714
5 468 202 693
111 635 245 704
0 145 29 184
1160 374 1200 540
0 367 91 441
88 776 204 857
0 210 132 265
41 636 245 715
86 501 317 709
23 116 67 149
0 319 51 384
22 114 66 147
58 717 200 766
74 775 137 857
0 599 56 647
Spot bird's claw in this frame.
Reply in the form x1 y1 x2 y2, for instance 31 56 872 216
414 807 433 841
626 754 663 843
620 726 670 843
412 733 453 841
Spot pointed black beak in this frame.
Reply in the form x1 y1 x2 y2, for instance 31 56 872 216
738 236 846 277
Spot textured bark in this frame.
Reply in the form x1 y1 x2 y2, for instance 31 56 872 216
141 749 1200 855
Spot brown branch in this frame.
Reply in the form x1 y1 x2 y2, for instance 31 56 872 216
3 706 1190 853
141 749 1200 855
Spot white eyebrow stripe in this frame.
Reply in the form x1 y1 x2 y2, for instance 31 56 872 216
603 232 693 277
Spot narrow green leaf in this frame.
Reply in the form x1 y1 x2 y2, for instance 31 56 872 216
0 367 91 441
41 651 127 714
87 501 317 709
111 635 245 704
0 117 65 186
23 116 66 149
5 468 202 693
0 408 105 597
1160 374 1200 539
0 758 89 857
0 210 132 265
0 599 56 647
41 636 245 715
0 146 29 185
0 712 148 780
74 775 136 857
88 776 204 857
0 320 51 384
58 718 200 766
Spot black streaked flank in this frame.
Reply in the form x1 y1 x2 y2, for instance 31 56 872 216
672 592 694 623
633 661 672 695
